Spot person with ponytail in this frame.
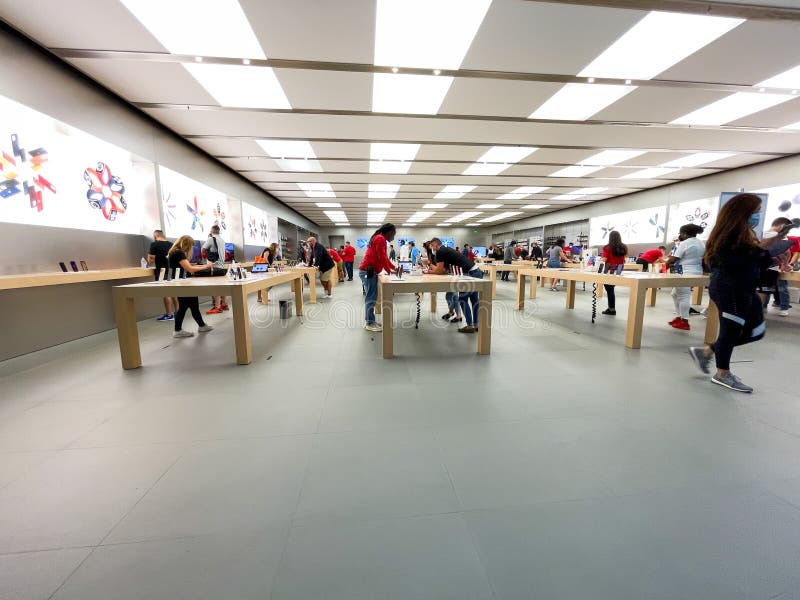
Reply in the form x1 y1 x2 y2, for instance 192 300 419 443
599 230 628 316
688 193 785 392
167 235 215 339
358 223 396 333
664 223 705 331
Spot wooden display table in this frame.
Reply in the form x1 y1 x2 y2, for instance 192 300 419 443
478 263 529 299
516 268 716 349
286 266 318 303
112 271 304 369
779 271 800 288
0 267 155 291
376 274 493 359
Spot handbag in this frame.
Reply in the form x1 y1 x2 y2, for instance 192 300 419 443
206 236 220 262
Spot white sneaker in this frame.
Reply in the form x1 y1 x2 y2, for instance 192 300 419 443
173 330 194 338
198 325 214 332
365 323 383 333
326 293 333 299
779 310 789 317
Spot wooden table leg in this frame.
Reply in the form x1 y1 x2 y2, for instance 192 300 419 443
597 282 604 298
692 286 704 305
565 279 576 309
292 276 304 317
540 274 546 288
477 289 492 355
308 272 317 304
704 300 719 345
430 292 437 313
375 280 382 315
516 273 526 310
490 269 497 300
230 287 252 365
625 282 648 349
646 287 657 307
530 276 537 299
113 290 141 369
382 288 394 359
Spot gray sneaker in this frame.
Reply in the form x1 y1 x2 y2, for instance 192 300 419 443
711 372 753 393
688 346 712 374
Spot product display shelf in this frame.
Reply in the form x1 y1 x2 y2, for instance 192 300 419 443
0 267 155 291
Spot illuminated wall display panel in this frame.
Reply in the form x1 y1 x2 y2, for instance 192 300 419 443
241 200 279 246
755 183 800 234
159 166 230 239
0 95 149 234
666 197 718 241
589 206 667 246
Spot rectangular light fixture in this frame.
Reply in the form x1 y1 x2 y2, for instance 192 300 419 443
374 0 492 70
445 211 483 223
550 165 604 178
619 167 679 179
407 211 435 222
759 64 800 89
660 152 737 168
497 186 549 200
298 183 335 198
423 203 448 209
369 143 420 174
463 162 511 176
367 211 388 222
671 92 794 126
368 183 400 198
552 187 608 200
466 223 481 226
782 120 800 130
257 139 315 158
475 146 538 164
479 211 523 223
529 83 634 121
323 210 348 221
522 204 550 209
436 223 451 227
367 203 392 208
402 223 417 227
184 64 291 109
581 149 647 165
315 202 341 208
435 185 475 199
476 203 502 209
580 12 743 80
372 73 454 114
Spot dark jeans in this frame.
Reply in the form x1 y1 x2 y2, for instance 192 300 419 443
709 285 765 371
604 284 616 309
459 269 484 326
344 261 354 280
175 297 205 331
635 258 649 271
359 269 378 324
501 259 512 280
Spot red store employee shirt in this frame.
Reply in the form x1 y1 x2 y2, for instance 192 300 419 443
602 245 626 267
359 234 395 274
340 245 356 262
640 248 664 263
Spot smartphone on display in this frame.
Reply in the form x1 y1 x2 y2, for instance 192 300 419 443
59 262 68 272
80 261 88 271
70 261 79 272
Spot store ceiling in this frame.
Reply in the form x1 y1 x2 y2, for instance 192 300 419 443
2 0 800 228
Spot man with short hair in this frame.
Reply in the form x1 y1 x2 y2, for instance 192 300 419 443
636 246 667 271
307 236 336 298
425 237 485 333
763 217 796 316
340 241 356 281
203 224 228 314
408 241 421 267
501 241 516 281
329 246 345 283
147 229 177 321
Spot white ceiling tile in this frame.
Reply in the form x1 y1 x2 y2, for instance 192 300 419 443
278 70 372 111
440 79 562 117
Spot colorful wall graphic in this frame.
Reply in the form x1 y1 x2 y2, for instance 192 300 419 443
241 200 278 247
589 206 667 246
756 183 800 234
666 197 718 241
159 167 231 239
0 94 147 234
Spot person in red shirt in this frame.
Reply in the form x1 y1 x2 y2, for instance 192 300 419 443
359 223 396 332
636 246 667 271
600 231 628 316
340 241 356 281
328 247 345 283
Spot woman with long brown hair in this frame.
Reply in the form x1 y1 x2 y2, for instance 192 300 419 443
168 235 215 338
599 230 628 316
688 193 781 392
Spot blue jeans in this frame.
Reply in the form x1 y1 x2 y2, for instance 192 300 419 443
459 269 484 326
445 291 461 314
775 280 791 310
344 262 354 280
359 269 378 324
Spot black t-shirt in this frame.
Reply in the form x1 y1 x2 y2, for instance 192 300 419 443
435 246 474 272
149 240 172 269
168 249 189 279
530 246 543 259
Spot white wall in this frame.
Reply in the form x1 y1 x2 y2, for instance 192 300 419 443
318 226 491 258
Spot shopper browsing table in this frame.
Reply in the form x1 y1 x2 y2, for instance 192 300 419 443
547 238 570 291
359 223 396 332
167 235 215 338
636 246 667 271
688 193 787 393
341 241 356 281
306 237 336 298
146 229 177 321
329 246 345 283
203 225 228 314
664 224 705 331
425 237 484 334
501 241 516 281
600 231 628 316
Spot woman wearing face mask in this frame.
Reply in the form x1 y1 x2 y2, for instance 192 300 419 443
359 223 396 333
688 194 784 392
664 224 705 331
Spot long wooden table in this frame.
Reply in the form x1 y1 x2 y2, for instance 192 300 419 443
516 268 717 349
376 274 493 359
0 267 155 290
112 271 304 369
478 264 530 299
286 266 318 303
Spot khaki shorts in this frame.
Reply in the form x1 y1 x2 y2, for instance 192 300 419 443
319 266 336 282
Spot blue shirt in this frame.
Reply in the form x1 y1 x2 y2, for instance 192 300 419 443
410 246 421 265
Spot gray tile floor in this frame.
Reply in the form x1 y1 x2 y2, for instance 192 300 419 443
2 278 800 599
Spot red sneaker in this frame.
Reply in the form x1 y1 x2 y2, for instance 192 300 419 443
206 306 223 315
220 304 230 311
670 319 690 330
668 317 682 326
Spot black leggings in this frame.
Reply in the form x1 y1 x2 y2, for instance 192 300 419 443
175 297 205 331
709 288 765 370
635 258 649 271
604 285 616 309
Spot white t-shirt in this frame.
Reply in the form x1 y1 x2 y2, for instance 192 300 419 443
203 234 225 267
674 236 704 273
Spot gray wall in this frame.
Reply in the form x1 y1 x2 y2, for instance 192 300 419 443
0 26 318 361
318 226 491 260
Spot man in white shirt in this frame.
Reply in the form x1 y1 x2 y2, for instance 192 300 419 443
203 225 228 314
